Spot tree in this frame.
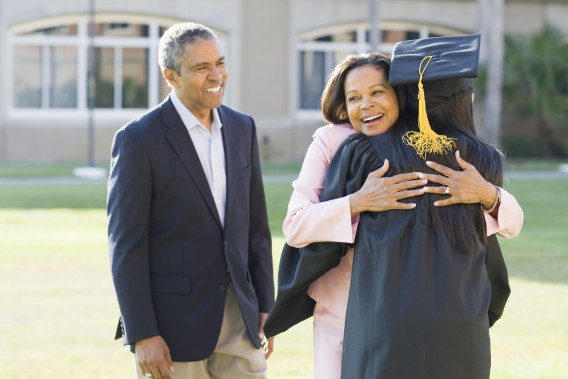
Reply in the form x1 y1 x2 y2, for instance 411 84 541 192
503 23 568 157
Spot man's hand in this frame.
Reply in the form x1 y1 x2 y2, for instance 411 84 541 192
258 312 274 359
135 335 175 379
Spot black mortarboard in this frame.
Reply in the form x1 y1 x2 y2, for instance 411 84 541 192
390 34 481 86
388 34 481 158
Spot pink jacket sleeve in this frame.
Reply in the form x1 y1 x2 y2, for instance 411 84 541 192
283 124 358 248
484 187 524 238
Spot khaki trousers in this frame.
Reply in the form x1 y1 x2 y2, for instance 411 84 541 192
135 281 267 379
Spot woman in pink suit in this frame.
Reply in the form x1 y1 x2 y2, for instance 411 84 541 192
281 53 523 379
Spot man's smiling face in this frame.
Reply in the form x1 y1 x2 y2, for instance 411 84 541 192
167 37 228 122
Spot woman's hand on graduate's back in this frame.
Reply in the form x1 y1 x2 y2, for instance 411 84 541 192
421 150 498 207
349 159 426 217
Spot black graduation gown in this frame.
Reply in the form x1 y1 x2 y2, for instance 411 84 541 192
264 131 510 378
323 132 493 379
264 225 507 342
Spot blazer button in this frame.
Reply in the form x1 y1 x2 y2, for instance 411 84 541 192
218 284 226 292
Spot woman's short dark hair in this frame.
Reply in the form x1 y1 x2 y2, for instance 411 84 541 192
321 53 406 125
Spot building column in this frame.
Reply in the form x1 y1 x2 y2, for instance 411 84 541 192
481 0 504 146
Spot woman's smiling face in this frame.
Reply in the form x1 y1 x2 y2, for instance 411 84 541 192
344 65 399 136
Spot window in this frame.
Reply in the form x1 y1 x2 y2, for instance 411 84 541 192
122 48 149 108
299 50 353 109
50 46 78 108
296 23 455 113
94 47 115 108
13 46 41 108
8 18 178 112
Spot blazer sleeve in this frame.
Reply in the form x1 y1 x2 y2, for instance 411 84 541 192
107 128 159 345
484 187 524 238
247 117 275 313
283 125 358 247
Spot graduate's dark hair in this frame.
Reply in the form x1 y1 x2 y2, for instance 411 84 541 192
389 94 504 252
321 53 406 125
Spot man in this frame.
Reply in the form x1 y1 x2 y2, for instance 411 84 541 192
107 22 274 379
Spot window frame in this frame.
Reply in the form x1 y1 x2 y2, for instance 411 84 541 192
294 22 460 120
6 16 176 120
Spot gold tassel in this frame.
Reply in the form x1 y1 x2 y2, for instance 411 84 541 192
403 56 456 159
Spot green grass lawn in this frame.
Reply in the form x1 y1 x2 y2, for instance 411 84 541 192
0 176 566 378
0 157 565 178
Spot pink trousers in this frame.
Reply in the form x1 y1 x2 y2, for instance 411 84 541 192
312 301 345 379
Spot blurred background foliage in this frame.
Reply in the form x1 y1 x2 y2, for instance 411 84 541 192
497 23 568 159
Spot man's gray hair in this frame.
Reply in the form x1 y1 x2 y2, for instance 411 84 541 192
158 22 218 74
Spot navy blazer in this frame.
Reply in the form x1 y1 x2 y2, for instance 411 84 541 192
108 97 274 361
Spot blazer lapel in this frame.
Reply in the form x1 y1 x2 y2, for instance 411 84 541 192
218 106 236 229
161 98 223 228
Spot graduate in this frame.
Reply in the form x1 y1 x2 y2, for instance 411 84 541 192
265 34 520 379
330 34 507 379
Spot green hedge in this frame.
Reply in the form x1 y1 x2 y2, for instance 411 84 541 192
501 136 568 158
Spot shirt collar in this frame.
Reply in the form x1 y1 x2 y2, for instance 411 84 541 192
170 90 223 132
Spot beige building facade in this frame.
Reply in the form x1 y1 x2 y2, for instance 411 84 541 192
1 0 567 163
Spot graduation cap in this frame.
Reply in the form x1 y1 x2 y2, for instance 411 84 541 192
389 34 481 158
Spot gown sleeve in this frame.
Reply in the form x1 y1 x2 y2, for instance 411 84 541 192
264 134 379 337
483 187 522 326
485 234 511 326
298 135 381 281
